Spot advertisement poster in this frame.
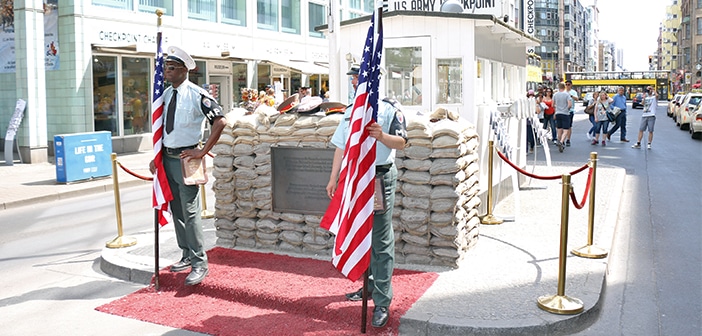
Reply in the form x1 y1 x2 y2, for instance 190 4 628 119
0 0 59 73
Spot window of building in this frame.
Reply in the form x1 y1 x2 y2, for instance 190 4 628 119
189 0 216 22
386 47 422 106
121 57 151 135
258 0 279 31
698 0 702 9
437 59 462 104
138 0 173 15
93 0 133 10
697 18 702 35
281 0 301 34
697 44 702 62
222 0 246 26
93 56 119 136
309 2 326 38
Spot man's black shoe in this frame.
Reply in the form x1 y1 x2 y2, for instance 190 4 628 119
345 287 373 301
184 266 208 286
371 306 389 328
170 258 191 272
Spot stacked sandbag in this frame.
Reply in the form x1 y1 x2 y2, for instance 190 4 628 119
213 108 480 268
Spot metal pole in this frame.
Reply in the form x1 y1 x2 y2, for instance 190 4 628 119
537 174 583 315
154 209 160 291
106 153 137 248
361 270 368 333
572 152 608 258
200 184 214 219
482 140 503 224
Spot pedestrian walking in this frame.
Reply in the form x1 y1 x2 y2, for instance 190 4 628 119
607 86 629 142
592 90 612 146
149 46 227 286
541 88 557 142
552 82 572 152
632 86 657 149
326 64 408 328
565 80 580 146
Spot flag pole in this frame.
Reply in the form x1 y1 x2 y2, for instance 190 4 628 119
361 270 369 333
153 8 164 292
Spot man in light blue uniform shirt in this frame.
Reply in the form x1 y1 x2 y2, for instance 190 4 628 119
606 86 629 142
149 46 226 286
326 64 407 328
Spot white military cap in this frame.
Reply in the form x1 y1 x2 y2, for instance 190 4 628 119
166 46 196 70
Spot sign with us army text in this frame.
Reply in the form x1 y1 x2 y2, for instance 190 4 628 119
386 0 503 18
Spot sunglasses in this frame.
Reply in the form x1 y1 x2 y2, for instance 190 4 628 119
166 65 184 71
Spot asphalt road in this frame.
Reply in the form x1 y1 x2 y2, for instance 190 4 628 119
558 103 702 336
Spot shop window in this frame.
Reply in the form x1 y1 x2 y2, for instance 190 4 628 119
281 0 300 34
122 57 151 135
437 59 462 104
257 0 279 31
233 63 248 104
386 46 422 106
257 63 272 92
139 0 173 15
308 2 326 38
222 0 246 26
93 56 119 136
189 0 216 22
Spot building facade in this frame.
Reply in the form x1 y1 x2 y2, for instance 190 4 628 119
1 0 373 162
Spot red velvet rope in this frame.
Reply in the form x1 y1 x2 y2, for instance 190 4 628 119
207 152 215 158
569 167 593 209
117 162 154 181
495 150 589 180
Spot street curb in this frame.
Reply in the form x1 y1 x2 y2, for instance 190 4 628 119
1 179 151 210
100 231 179 285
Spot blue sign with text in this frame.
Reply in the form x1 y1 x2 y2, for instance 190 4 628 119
54 131 112 183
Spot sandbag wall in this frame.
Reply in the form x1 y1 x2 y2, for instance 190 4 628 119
211 109 481 267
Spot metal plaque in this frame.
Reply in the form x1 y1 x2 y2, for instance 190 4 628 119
271 146 335 214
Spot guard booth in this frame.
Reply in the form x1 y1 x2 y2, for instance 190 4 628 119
54 131 113 183
331 10 540 212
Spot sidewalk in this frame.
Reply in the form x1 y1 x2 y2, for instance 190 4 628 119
0 151 624 335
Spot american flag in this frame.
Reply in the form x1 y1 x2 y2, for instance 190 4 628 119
151 29 173 226
320 7 383 281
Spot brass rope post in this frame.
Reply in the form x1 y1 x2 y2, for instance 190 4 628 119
572 152 608 258
537 174 583 315
200 184 214 219
481 140 503 224
106 153 137 248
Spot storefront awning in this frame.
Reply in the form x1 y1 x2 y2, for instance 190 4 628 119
265 59 329 75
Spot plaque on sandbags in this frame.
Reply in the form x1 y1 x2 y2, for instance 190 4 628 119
271 146 334 214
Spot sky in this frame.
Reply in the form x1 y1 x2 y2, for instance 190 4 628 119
584 0 669 71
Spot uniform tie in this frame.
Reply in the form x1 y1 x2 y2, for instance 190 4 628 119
166 89 177 134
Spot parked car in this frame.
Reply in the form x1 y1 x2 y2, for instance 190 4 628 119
668 93 685 117
690 105 702 139
676 92 702 130
632 93 644 109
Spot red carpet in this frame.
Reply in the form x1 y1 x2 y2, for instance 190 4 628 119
97 247 438 335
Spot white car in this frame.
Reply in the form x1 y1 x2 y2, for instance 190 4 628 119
689 105 702 139
668 93 684 117
676 92 702 130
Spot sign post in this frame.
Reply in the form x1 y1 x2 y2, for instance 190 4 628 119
4 99 27 166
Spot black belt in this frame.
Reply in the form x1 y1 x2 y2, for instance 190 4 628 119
163 145 197 156
376 163 393 174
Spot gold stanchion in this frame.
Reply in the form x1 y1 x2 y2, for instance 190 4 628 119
537 174 583 315
572 152 608 259
200 184 214 219
481 140 503 225
106 153 137 248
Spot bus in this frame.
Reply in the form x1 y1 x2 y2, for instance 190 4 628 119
527 53 542 92
564 70 670 100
